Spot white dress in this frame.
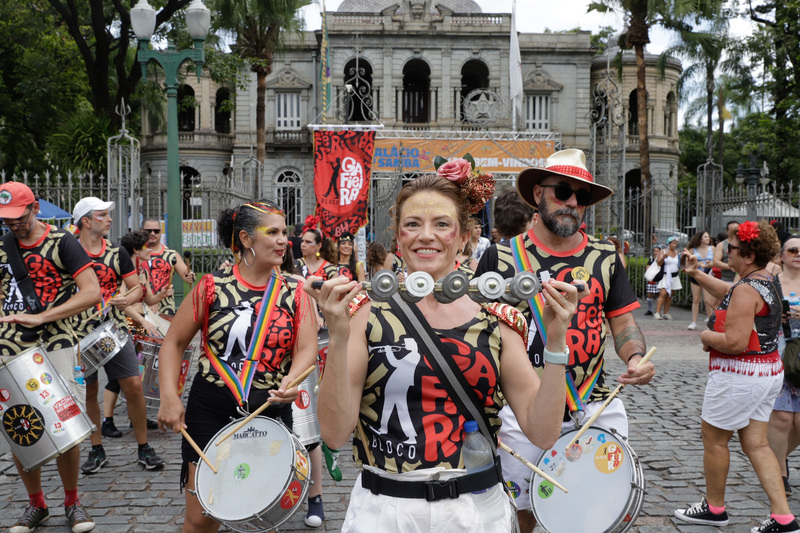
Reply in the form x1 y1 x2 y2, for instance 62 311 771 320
656 252 681 294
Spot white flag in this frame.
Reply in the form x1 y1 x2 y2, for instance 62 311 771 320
509 0 524 130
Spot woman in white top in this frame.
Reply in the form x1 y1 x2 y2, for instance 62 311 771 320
687 231 715 330
654 236 681 320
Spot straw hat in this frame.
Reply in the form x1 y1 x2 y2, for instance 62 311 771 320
516 149 614 208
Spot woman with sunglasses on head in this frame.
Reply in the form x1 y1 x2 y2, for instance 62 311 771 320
653 236 681 320
157 201 318 533
336 232 365 282
768 236 800 498
307 165 577 532
676 221 799 533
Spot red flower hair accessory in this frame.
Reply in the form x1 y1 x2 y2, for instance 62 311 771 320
738 220 761 242
302 215 320 233
434 153 495 214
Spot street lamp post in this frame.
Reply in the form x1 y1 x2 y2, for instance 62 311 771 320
131 0 210 305
735 154 770 222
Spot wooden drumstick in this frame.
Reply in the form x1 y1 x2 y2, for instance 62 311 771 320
565 346 657 449
215 365 316 445
499 441 568 493
180 427 218 474
88 285 141 320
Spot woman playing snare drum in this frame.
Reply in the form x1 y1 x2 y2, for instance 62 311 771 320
307 171 577 532
158 200 318 533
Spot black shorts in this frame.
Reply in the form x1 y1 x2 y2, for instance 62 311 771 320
86 336 140 385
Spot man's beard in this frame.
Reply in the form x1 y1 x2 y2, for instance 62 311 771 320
538 197 583 238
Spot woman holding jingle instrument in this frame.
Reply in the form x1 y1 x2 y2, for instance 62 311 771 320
157 200 318 533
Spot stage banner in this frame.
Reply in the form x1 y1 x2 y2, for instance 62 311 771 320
373 138 556 174
314 130 376 238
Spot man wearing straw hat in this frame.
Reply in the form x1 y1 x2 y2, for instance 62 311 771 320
477 149 656 532
71 197 164 477
0 182 101 533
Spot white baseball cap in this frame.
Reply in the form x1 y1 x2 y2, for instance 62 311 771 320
73 197 115 223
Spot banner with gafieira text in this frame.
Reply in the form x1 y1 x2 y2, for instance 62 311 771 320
313 130 376 239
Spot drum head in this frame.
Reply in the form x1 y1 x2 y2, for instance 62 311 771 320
196 417 301 522
531 427 636 533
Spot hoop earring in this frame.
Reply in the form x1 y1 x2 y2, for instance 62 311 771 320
243 247 256 267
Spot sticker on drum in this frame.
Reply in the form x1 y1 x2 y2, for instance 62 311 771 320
279 481 303 510
595 441 624 474
32 353 44 365
295 450 309 479
51 420 67 435
53 396 81 422
542 450 566 477
565 441 583 462
537 480 555 499
37 388 56 407
3 404 45 446
295 390 311 410
234 463 250 481
580 434 598 453
25 379 39 392
0 389 10 402
505 481 521 499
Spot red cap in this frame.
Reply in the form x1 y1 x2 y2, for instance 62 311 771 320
0 182 35 218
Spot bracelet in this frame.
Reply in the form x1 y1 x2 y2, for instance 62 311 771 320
626 352 646 364
543 346 569 365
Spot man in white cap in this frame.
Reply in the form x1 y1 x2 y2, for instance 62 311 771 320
0 182 101 533
476 149 655 532
71 197 164 476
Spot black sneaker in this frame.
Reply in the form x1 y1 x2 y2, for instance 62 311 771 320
751 517 800 533
784 475 793 496
644 310 653 316
130 418 159 430
137 444 165 470
674 499 729 526
101 419 122 438
304 495 324 527
65 502 95 533
80 447 108 475
9 505 49 533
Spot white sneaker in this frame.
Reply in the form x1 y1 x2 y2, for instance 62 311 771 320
663 313 673 320
688 322 697 330
653 312 661 320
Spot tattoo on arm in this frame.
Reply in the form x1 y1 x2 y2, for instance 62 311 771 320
613 325 646 355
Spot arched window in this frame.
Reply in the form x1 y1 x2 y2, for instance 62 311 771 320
180 166 201 219
628 89 649 136
665 91 676 137
276 170 302 227
178 85 196 132
343 58 374 122
403 59 430 124
460 60 489 122
215 88 232 134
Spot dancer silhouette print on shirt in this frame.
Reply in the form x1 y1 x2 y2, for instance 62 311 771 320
375 338 420 444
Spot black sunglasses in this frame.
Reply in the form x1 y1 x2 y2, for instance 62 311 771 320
727 243 740 254
539 183 593 207
784 247 800 257
144 228 161 234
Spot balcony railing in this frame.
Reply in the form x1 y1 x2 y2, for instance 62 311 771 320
267 130 311 146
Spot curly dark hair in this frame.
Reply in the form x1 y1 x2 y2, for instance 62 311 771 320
687 230 709 251
730 220 780 268
493 187 534 239
120 230 149 256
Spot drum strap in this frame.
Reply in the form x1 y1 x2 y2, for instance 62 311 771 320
388 293 496 452
2 232 44 314
360 459 503 501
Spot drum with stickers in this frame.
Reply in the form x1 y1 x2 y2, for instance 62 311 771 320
134 335 194 410
290 361 320 446
194 416 311 532
78 320 128 376
0 346 94 472
529 426 645 533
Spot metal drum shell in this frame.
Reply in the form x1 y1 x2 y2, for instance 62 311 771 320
134 336 194 411
0 346 94 472
530 426 645 533
290 363 320 446
194 416 311 532
78 321 128 377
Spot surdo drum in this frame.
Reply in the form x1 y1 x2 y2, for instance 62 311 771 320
77 321 128 376
0 346 94 472
195 416 311 532
530 426 645 533
134 335 194 410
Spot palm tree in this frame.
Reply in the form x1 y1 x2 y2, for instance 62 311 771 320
210 0 312 169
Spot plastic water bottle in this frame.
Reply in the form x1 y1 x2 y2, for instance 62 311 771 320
73 365 85 386
790 293 800 339
462 420 506 523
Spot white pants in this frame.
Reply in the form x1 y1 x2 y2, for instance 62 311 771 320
342 466 516 533
498 399 628 510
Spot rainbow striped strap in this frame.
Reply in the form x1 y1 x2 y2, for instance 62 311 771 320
509 235 547 346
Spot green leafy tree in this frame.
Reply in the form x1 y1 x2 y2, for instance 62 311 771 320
210 0 312 167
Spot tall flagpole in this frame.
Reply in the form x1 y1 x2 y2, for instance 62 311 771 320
509 0 523 131
320 0 332 125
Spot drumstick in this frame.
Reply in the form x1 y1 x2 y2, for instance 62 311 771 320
180 427 218 474
215 365 316 445
565 346 657 449
499 441 568 494
88 285 141 320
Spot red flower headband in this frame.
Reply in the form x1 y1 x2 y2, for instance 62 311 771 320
302 215 320 233
737 220 761 242
434 154 495 214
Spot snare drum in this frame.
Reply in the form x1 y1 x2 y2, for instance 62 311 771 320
78 321 128 376
134 336 194 410
0 346 94 472
530 426 645 533
290 362 320 446
195 416 311 532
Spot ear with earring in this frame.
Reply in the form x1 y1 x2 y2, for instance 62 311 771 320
316 251 320 257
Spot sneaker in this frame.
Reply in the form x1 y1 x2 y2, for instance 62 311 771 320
101 419 122 438
751 517 800 533
784 475 793 496
653 312 661 320
304 495 324 527
137 444 165 470
65 503 95 533
663 313 673 320
9 505 49 533
130 419 159 430
80 447 108 475
674 499 729 526
644 310 653 316
688 322 697 330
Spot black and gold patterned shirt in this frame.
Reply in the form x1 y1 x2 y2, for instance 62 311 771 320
148 244 178 315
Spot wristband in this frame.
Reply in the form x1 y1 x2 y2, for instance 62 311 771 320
543 346 569 365
626 352 646 364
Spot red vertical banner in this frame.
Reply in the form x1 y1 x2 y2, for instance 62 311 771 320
313 130 376 238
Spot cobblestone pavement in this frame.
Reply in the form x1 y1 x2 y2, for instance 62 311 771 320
0 302 795 532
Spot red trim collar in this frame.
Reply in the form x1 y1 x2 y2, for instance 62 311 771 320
20 224 51 249
527 228 588 257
